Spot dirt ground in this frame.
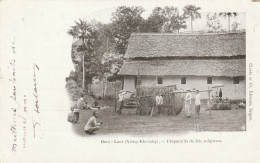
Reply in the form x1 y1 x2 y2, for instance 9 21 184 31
71 99 246 136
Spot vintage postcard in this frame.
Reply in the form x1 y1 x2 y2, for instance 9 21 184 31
0 0 259 162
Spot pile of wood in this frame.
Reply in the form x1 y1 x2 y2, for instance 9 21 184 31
136 85 183 116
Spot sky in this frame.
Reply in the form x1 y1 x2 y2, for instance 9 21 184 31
74 5 246 32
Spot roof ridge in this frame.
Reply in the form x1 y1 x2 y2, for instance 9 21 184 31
131 32 245 36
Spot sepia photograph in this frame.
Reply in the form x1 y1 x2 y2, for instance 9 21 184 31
65 7 246 135
0 1 259 163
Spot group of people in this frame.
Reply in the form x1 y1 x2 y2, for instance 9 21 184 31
68 93 103 135
155 89 201 118
184 89 201 118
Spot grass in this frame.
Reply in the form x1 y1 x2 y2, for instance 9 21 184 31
71 99 246 136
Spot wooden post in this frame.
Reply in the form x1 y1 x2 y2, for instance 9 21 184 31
114 84 117 113
208 85 212 118
82 55 85 90
150 106 154 117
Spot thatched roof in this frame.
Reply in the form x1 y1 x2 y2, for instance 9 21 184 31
118 59 245 77
125 32 246 58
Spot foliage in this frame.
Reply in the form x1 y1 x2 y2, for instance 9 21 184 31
206 13 222 32
219 12 237 18
68 19 103 91
219 12 237 32
167 14 187 33
144 6 187 33
183 5 201 32
232 22 240 32
111 6 145 55
144 7 167 32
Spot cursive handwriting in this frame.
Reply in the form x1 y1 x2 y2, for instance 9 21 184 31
9 39 19 152
32 64 42 138
18 95 27 149
33 64 40 113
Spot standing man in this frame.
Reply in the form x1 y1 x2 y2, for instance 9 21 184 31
219 88 223 101
195 90 201 118
155 92 163 115
185 89 192 118
117 91 127 114
84 111 102 135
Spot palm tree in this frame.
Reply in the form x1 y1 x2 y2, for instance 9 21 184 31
68 19 93 90
183 5 201 32
219 12 237 32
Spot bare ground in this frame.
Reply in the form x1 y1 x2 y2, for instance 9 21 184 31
71 100 246 136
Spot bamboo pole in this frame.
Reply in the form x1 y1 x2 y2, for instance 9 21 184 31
150 106 154 117
208 85 212 118
82 55 85 90
114 85 117 113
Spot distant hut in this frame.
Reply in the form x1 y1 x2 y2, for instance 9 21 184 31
118 32 246 99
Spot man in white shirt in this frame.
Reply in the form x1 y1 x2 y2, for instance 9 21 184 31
195 90 201 118
117 91 127 114
77 94 85 110
84 111 102 135
155 92 163 115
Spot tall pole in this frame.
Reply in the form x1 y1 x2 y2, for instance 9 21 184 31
208 85 211 118
191 16 193 32
82 54 85 90
228 16 230 33
82 38 85 91
114 83 117 113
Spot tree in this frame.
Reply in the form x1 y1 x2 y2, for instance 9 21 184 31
206 13 222 32
168 14 187 33
144 7 167 32
68 19 102 92
219 12 237 32
111 6 145 55
183 5 201 32
160 6 179 33
144 6 187 33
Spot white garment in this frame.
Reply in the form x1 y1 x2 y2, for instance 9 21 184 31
84 116 100 131
118 92 127 102
185 103 191 116
185 93 192 104
73 108 79 113
77 97 84 110
156 95 163 105
195 94 201 105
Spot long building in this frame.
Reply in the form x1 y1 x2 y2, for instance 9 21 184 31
118 32 246 99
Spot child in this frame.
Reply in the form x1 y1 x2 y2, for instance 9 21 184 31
73 107 80 122
195 90 201 118
68 105 79 123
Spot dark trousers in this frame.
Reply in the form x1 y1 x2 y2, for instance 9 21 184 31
74 112 79 122
85 126 99 134
118 101 123 114
157 105 162 115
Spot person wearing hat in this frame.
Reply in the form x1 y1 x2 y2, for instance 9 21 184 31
84 111 103 135
195 90 201 118
185 89 192 118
